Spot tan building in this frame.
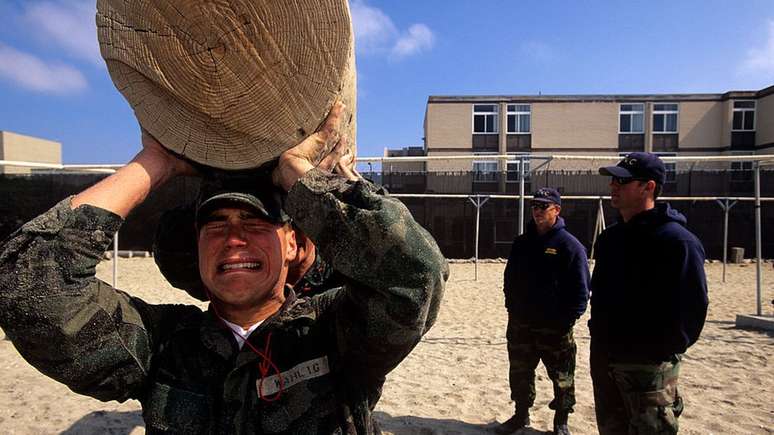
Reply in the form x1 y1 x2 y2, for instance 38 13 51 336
0 131 62 175
381 146 427 192
420 85 773 174
383 146 426 172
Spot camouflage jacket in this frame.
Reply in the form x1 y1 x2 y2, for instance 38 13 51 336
0 169 448 434
294 254 345 297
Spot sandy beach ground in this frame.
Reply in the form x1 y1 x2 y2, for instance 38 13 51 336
0 260 771 434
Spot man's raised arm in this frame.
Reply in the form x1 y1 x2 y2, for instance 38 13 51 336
0 131 197 402
71 130 197 216
271 104 448 381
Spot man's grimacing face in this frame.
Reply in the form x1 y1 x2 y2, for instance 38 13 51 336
197 205 297 310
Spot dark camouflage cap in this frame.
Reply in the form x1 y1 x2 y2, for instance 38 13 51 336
196 175 290 226
154 175 290 301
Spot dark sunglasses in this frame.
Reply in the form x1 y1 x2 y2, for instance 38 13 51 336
612 176 647 185
530 202 552 210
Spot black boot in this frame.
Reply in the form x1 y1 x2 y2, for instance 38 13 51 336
494 409 529 434
553 410 570 435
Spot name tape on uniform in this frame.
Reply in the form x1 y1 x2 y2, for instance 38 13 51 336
257 356 330 396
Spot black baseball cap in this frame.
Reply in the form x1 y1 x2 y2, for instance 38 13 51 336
599 152 666 185
196 175 290 227
532 187 561 206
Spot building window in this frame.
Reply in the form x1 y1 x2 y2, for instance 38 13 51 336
653 103 678 133
506 159 531 182
473 104 498 134
472 160 498 182
732 101 756 131
507 104 531 134
619 103 644 133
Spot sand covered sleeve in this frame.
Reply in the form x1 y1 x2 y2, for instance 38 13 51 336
286 168 448 378
0 198 163 402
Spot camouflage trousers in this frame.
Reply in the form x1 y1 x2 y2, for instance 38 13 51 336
505 315 577 413
591 345 683 435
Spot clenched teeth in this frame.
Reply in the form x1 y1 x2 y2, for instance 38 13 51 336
221 262 261 271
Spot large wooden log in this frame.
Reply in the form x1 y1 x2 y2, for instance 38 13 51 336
97 0 356 170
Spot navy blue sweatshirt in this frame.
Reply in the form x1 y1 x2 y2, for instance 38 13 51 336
589 203 708 362
503 217 590 330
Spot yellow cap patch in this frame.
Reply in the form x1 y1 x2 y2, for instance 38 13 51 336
544 248 558 255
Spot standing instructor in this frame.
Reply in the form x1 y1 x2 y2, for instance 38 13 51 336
497 188 589 435
590 152 708 434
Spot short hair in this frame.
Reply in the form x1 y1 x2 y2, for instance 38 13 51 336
639 180 662 200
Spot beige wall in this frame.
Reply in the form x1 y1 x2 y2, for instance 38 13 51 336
383 161 425 172
757 143 774 153
644 103 652 152
425 103 473 150
678 101 724 149
426 89 773 165
531 102 619 150
382 147 427 173
531 151 619 172
426 149 475 172
0 131 62 174
756 93 774 147
720 100 733 148
424 150 480 192
382 159 425 173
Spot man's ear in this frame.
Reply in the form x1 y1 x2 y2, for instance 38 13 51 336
283 225 297 263
644 179 657 195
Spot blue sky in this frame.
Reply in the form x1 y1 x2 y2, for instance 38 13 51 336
0 0 772 164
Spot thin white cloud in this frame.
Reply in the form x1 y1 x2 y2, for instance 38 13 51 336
521 41 557 63
351 0 398 52
391 24 435 59
350 0 434 60
23 0 102 67
0 44 87 94
740 19 774 77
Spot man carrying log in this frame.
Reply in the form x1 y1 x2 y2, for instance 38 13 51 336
0 104 448 434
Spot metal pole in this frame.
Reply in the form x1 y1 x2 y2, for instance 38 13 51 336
468 196 480 281
591 198 606 260
475 197 480 281
112 231 119 288
598 198 607 231
753 162 762 316
723 199 729 283
468 195 489 281
518 157 525 235
714 198 737 284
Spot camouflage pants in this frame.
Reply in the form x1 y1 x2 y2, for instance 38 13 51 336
591 345 683 435
505 315 576 413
